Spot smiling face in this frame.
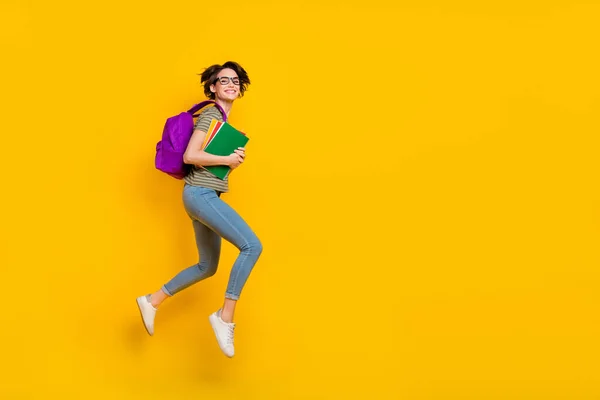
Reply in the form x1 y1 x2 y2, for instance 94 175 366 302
210 68 240 102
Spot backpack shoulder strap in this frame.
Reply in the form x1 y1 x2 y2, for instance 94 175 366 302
188 100 228 122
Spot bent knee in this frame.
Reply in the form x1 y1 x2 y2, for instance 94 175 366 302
242 237 263 256
197 260 218 277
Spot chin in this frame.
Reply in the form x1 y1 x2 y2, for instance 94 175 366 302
219 93 237 101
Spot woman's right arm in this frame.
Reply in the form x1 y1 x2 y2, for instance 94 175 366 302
183 128 244 168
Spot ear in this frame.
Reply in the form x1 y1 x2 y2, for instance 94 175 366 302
210 84 216 93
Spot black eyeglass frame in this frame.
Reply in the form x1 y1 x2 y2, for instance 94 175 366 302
215 76 240 85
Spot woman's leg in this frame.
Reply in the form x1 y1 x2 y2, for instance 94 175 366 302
182 187 263 318
136 184 261 348
184 188 262 357
135 186 222 336
136 219 221 336
150 219 222 306
183 186 262 357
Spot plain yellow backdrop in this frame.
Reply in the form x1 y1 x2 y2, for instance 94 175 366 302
1 0 599 398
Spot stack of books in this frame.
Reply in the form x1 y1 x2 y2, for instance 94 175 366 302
201 119 249 180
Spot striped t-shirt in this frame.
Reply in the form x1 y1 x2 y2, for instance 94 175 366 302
183 105 229 193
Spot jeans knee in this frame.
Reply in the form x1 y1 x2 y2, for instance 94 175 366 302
198 260 218 277
254 240 263 257
242 237 263 257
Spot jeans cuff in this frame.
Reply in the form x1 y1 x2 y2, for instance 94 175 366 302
161 285 173 297
225 292 240 301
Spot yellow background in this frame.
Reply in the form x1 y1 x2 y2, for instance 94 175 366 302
1 0 599 398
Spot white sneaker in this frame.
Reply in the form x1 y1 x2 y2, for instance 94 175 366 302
136 295 157 336
209 309 235 358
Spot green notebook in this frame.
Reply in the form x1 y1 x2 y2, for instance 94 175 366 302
203 121 250 180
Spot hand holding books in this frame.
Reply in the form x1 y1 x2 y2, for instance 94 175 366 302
227 147 246 169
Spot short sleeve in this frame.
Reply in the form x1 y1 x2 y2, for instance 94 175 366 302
194 106 223 132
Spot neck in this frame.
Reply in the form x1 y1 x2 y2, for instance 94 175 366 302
214 98 233 117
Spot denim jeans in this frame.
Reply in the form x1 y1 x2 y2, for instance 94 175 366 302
162 184 263 300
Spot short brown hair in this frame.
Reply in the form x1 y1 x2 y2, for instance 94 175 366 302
199 61 251 100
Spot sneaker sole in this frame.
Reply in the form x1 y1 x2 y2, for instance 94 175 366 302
136 297 153 336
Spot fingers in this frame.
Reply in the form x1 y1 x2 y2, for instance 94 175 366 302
230 147 245 167
234 149 245 159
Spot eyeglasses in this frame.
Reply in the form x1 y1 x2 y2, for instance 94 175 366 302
215 76 240 85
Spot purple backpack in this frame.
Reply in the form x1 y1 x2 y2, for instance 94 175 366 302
155 100 227 179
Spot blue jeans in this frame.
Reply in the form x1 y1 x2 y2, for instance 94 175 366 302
162 184 263 300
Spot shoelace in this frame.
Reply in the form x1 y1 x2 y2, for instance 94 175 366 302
227 325 235 345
